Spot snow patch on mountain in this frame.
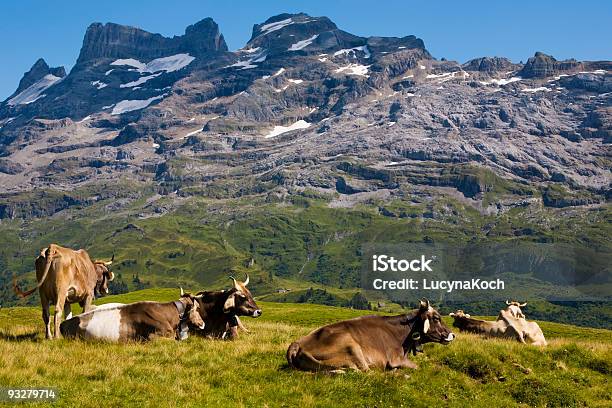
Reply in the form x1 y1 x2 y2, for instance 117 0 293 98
230 50 267 70
262 67 286 79
480 77 522 86
288 35 318 51
7 74 63 106
111 54 195 74
111 94 166 115
91 80 107 89
333 46 371 59
264 120 311 138
259 18 294 35
335 64 370 77
120 73 162 88
521 87 551 93
183 127 204 138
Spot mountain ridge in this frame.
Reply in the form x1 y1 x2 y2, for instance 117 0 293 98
0 12 609 217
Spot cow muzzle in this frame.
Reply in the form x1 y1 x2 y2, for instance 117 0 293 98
252 309 262 317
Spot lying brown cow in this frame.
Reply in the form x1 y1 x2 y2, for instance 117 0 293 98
286 299 455 372
14 244 115 339
60 290 205 341
193 275 262 339
450 310 522 340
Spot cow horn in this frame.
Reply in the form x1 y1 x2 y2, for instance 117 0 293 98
419 298 430 310
244 274 249 286
519 302 527 307
108 271 115 282
180 287 184 296
506 300 511 305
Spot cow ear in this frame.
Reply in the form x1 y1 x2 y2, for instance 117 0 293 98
223 293 235 312
423 318 430 333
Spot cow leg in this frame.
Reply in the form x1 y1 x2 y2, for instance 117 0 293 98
40 294 52 339
388 355 418 370
64 303 72 320
347 344 370 372
82 294 94 313
53 297 65 339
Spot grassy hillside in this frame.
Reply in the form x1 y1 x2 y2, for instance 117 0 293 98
1 194 610 327
0 289 610 407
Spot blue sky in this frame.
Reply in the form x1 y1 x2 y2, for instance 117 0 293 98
1 0 610 99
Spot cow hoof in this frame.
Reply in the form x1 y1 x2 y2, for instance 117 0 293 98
328 369 346 375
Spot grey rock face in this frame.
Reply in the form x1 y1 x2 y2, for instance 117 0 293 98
519 52 581 78
76 18 227 65
462 57 517 73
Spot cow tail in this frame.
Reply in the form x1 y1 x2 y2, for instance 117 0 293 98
13 251 54 298
286 342 301 368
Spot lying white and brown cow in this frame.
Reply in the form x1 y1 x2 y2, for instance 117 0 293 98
192 275 262 339
286 299 455 372
497 302 547 346
14 244 115 339
450 302 547 346
60 290 205 342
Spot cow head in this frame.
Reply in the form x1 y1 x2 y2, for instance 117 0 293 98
93 254 115 296
449 310 471 328
180 289 206 330
416 298 455 344
223 275 262 318
504 300 526 319
449 310 471 319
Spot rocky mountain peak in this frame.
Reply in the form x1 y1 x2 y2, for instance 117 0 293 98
244 13 427 60
519 51 581 78
182 17 228 54
76 18 227 66
14 58 65 95
246 13 345 55
249 13 337 41
462 56 516 73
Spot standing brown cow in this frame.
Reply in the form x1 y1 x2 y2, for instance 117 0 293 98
13 244 114 339
286 299 455 372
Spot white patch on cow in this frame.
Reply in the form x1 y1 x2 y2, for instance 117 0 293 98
423 318 430 333
94 303 125 310
84 309 121 341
